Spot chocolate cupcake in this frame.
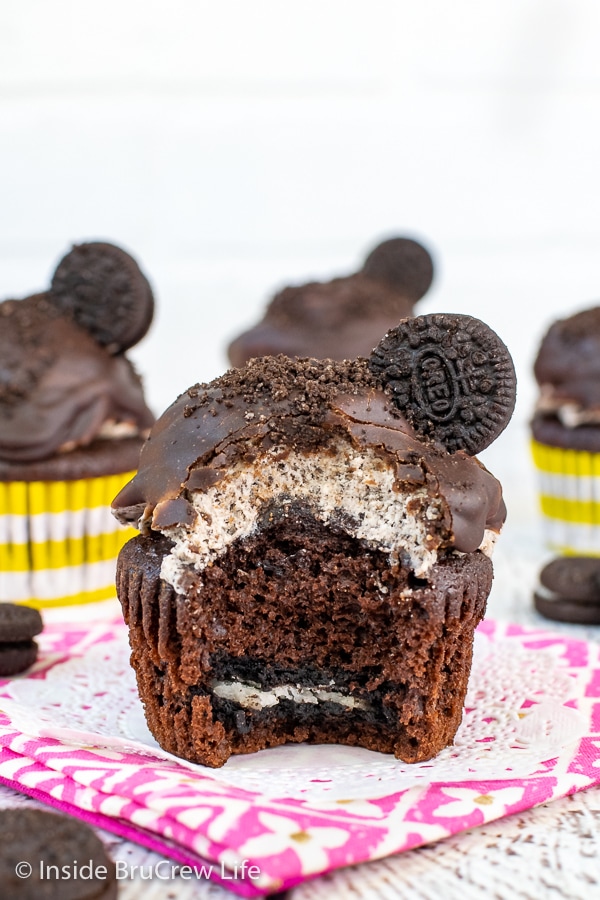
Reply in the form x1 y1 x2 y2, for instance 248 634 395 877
113 314 515 767
227 236 434 365
531 305 600 556
0 242 155 609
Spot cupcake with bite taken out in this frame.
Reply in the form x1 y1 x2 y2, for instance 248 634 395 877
114 313 516 767
0 242 155 609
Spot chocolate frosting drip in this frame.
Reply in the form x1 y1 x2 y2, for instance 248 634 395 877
534 306 600 409
0 294 154 463
113 356 506 554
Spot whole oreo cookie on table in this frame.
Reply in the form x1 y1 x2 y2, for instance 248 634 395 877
534 557 600 624
369 313 517 455
50 241 155 353
0 603 43 676
0 808 117 899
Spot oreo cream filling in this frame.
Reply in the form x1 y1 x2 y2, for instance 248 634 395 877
160 437 454 590
212 679 372 712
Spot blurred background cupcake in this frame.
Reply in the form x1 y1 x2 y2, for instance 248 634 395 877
531 305 600 556
0 241 155 609
227 235 434 365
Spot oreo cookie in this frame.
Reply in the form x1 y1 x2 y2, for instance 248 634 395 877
361 236 434 300
369 313 517 455
0 808 117 899
50 241 154 353
0 603 43 677
534 557 600 624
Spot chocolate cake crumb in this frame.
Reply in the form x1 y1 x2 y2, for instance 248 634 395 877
118 527 491 767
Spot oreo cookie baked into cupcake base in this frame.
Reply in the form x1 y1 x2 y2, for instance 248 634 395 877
0 242 155 608
114 314 516 767
531 306 600 556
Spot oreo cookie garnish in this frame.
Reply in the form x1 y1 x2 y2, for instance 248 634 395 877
50 241 154 353
369 313 517 455
361 237 434 300
534 557 600 624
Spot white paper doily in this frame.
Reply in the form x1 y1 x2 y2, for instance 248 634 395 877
2 629 586 801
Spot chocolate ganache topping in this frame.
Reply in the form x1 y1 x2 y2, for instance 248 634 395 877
0 293 154 463
534 306 600 411
112 355 506 554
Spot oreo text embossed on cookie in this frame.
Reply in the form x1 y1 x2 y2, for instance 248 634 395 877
369 313 517 455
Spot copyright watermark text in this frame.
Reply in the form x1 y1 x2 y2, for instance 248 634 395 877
16 858 261 882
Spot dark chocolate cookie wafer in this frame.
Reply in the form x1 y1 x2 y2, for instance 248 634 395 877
534 591 600 625
534 557 600 624
0 642 39 677
50 241 154 353
540 556 600 603
0 603 43 643
0 808 117 899
369 313 517 454
0 603 43 676
362 237 434 299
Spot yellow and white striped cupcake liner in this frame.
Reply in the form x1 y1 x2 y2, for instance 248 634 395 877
0 472 137 609
531 439 600 557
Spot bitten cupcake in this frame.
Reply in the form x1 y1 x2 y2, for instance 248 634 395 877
114 313 515 767
227 236 434 365
531 305 600 556
0 242 155 609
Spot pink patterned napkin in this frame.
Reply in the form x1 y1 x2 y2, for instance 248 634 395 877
0 616 599 897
